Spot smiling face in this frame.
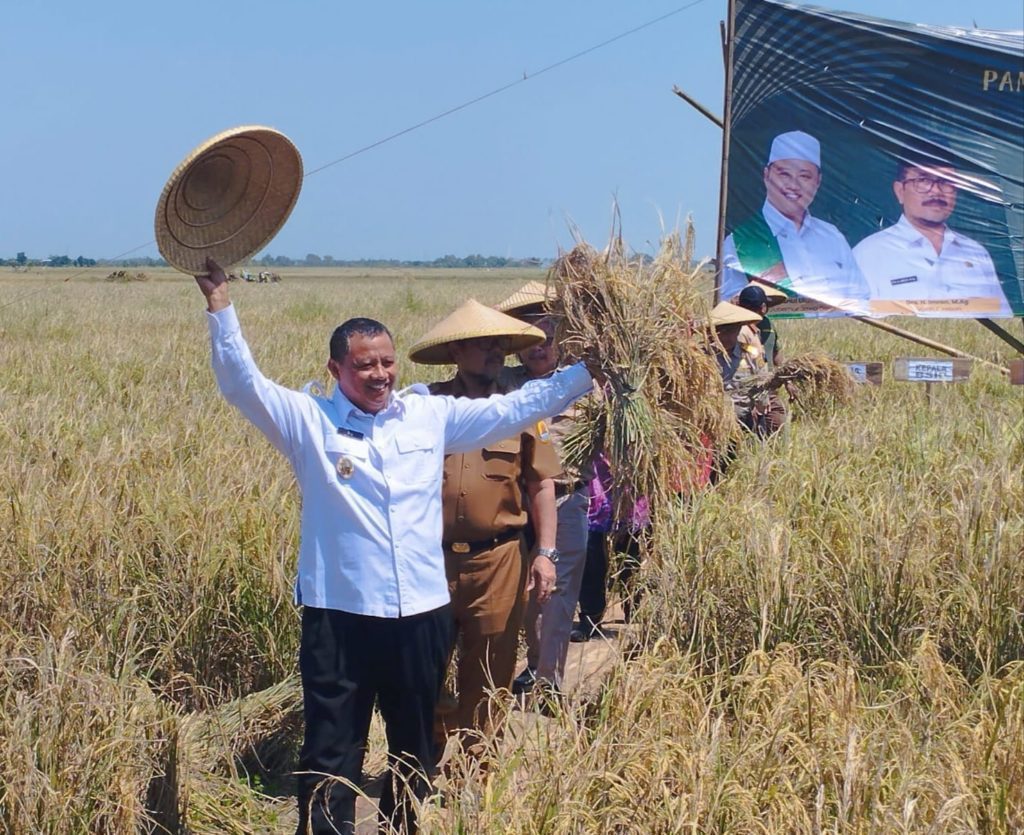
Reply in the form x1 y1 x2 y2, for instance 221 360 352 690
327 332 397 414
763 159 821 224
517 316 558 378
894 165 957 231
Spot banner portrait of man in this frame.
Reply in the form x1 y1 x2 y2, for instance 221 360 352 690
723 0 1024 320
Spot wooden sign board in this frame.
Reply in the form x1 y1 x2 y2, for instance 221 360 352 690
1010 359 1024 386
844 361 883 385
893 357 972 383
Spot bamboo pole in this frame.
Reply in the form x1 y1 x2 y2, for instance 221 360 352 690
672 86 723 129
851 315 1009 375
713 0 737 306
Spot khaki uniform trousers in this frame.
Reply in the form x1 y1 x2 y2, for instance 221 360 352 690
524 489 590 687
435 535 528 751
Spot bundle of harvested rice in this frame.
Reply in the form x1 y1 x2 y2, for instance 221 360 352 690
739 353 856 418
550 228 736 523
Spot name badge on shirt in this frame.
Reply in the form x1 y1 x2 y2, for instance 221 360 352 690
891 276 918 286
536 420 551 443
337 427 365 440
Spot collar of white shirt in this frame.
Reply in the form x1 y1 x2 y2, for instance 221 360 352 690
890 214 959 252
329 381 432 427
762 200 819 238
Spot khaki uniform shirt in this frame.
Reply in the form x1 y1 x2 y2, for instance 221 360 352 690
430 374 562 543
719 327 772 424
501 365 595 488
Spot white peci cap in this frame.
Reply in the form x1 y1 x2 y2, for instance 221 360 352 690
768 130 821 167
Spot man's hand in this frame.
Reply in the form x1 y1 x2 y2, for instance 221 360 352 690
579 346 607 385
194 256 230 312
526 554 557 604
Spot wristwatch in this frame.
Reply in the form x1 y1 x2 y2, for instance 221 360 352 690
537 547 560 564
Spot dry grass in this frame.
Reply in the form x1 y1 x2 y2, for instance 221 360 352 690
1 264 1021 833
742 353 857 418
551 230 735 519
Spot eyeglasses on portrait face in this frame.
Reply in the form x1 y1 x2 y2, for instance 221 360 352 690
900 175 958 195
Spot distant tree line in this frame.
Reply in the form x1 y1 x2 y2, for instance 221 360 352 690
1 252 546 269
257 253 546 269
0 252 102 268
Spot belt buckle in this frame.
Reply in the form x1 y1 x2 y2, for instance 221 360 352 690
451 541 471 554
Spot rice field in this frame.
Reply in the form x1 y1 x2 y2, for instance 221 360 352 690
0 265 1021 833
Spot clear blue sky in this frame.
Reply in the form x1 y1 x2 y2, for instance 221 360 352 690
2 0 1021 263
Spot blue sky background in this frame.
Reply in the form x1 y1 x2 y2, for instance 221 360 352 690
2 0 1021 263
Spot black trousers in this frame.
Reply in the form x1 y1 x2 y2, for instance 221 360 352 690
577 530 608 626
614 532 643 623
296 604 454 835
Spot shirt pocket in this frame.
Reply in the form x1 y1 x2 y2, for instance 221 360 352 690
323 435 369 483
394 431 438 484
480 436 521 482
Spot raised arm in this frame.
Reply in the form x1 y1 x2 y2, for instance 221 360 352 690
196 257 306 461
440 364 593 455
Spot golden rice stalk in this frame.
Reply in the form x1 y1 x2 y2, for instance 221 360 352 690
550 226 736 523
178 675 302 774
742 353 856 417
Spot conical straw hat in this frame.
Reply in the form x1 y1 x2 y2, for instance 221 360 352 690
495 280 554 316
155 125 303 274
709 301 762 327
750 280 788 301
408 299 546 365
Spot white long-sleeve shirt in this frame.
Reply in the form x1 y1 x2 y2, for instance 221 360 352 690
207 304 592 618
721 201 870 313
853 215 1012 316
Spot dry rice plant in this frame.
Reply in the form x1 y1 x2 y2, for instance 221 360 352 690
422 638 1023 833
551 228 735 521
1 266 1021 833
738 353 857 418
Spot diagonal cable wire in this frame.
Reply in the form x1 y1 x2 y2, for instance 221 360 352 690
303 0 708 178
2 0 709 313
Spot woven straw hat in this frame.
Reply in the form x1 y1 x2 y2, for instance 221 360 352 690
709 301 762 327
750 280 788 301
408 299 546 365
155 125 303 274
495 280 554 317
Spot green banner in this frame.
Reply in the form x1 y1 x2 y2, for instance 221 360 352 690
723 0 1024 319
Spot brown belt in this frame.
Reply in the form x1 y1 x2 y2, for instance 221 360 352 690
443 527 521 555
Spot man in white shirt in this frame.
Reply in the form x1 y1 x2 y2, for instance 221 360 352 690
721 130 869 312
853 159 1012 316
194 258 593 834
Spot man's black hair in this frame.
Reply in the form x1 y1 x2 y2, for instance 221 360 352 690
329 318 393 361
895 154 954 182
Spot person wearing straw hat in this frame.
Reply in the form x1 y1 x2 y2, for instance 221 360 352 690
192 263 594 835
736 282 785 368
720 130 869 310
407 299 561 753
495 283 595 695
710 301 784 437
